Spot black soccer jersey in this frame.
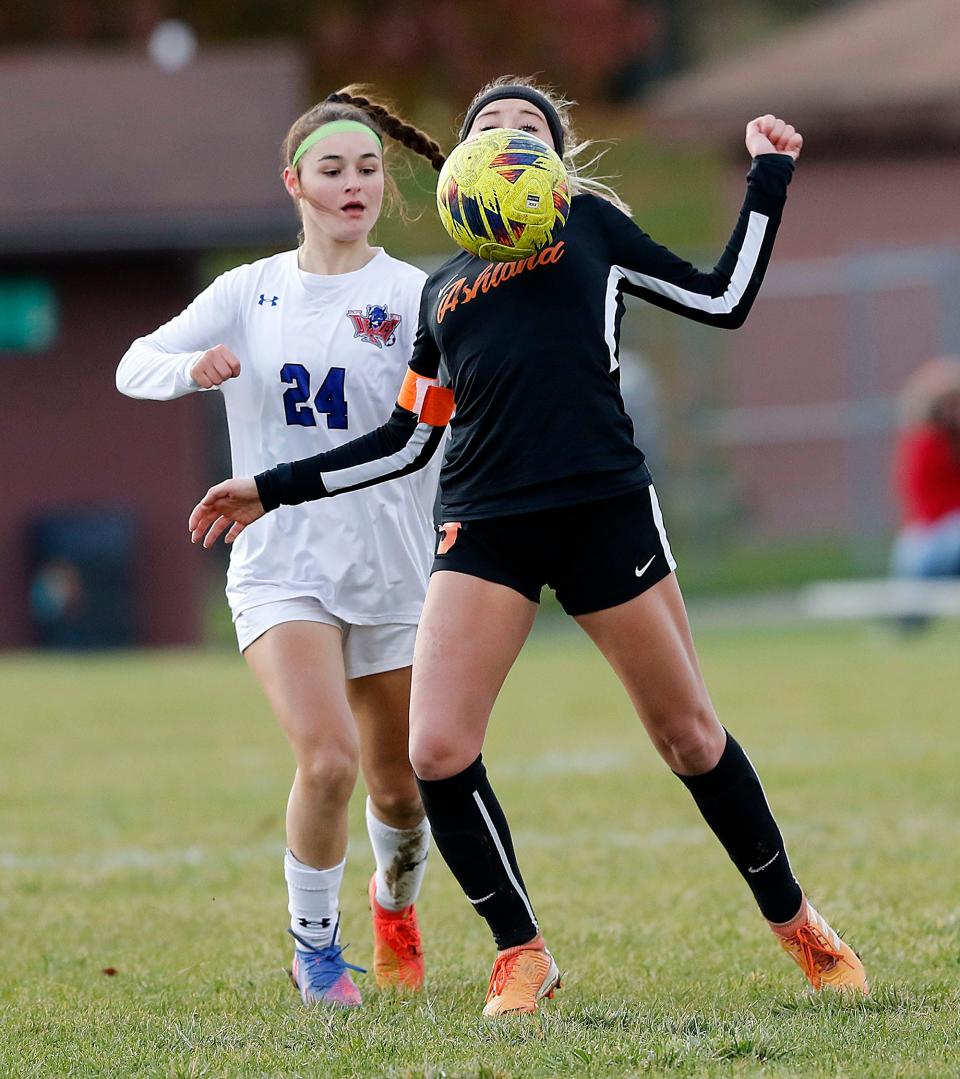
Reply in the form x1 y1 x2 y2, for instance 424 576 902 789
257 154 794 520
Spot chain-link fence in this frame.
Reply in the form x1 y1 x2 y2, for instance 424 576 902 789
618 245 960 586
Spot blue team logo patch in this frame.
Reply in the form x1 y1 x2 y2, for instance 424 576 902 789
346 304 401 348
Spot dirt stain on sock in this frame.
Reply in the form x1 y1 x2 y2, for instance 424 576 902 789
383 831 427 905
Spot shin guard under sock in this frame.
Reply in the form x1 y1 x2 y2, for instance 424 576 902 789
676 731 803 923
416 755 538 949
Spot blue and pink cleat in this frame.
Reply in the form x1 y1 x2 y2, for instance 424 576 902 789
288 925 365 1007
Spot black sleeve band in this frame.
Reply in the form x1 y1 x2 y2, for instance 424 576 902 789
255 463 321 511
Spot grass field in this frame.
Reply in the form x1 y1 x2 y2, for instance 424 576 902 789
2 618 958 1078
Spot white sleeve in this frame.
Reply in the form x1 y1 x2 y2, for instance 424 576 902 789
116 270 242 400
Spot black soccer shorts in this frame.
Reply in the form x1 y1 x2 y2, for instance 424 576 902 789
432 485 677 616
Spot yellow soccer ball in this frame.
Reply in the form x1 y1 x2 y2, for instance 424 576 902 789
436 129 571 262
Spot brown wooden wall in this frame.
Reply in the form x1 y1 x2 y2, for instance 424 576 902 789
1 254 209 648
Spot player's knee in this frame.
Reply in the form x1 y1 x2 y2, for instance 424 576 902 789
368 784 424 828
296 744 360 802
409 732 474 782
655 705 724 774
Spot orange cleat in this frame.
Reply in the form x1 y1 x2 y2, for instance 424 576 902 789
368 875 425 990
775 900 869 994
482 937 561 1017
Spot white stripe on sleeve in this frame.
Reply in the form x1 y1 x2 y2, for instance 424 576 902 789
321 422 435 492
617 211 768 315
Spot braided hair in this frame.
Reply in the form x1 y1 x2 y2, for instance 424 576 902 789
326 87 446 173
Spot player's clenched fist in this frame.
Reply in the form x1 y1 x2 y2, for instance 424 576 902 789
189 476 264 548
745 115 803 161
190 344 241 389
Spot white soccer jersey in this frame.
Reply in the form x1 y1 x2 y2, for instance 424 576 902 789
117 248 439 625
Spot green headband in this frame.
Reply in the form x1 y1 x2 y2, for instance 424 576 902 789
291 120 383 169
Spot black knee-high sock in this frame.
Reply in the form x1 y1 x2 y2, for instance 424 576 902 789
416 755 539 949
676 731 803 923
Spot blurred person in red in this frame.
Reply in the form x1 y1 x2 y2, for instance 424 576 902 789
891 357 960 580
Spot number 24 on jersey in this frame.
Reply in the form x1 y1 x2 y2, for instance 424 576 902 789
281 363 348 429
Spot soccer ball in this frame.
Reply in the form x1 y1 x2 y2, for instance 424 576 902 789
436 129 571 262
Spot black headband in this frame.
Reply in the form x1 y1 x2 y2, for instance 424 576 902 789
458 85 565 155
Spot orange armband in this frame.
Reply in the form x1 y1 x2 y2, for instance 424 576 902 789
398 369 455 427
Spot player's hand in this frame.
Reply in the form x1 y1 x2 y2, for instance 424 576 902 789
190 344 241 389
745 115 803 161
189 477 264 548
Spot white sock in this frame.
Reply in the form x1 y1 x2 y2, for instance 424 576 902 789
365 797 430 912
284 849 344 949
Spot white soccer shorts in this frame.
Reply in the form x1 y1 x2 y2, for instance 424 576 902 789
234 597 416 679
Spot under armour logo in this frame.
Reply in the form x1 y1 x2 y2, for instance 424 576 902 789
258 294 279 306
297 916 331 928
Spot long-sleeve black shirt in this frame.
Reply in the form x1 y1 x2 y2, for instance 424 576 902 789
257 153 794 520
